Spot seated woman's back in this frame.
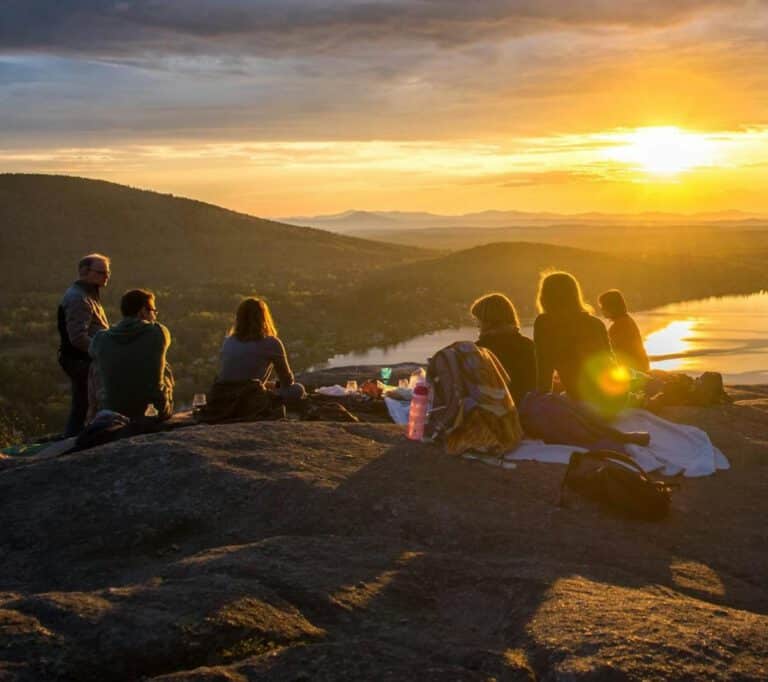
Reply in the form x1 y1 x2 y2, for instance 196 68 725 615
477 325 536 406
216 297 299 396
218 334 293 385
598 289 650 373
470 292 536 406
534 310 611 399
534 271 620 408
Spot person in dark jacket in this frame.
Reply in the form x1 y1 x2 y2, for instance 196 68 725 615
534 271 627 410
58 253 111 436
470 292 536 406
90 289 173 420
598 289 651 373
217 297 305 406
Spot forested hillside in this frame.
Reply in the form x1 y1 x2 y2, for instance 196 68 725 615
0 174 430 291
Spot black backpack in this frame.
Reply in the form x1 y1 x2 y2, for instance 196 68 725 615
559 449 675 521
692 371 730 406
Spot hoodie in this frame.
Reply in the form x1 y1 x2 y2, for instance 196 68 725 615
90 317 173 419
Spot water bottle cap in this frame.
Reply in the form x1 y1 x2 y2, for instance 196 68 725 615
413 384 429 395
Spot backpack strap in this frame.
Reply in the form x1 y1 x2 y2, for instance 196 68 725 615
559 449 655 507
558 450 584 507
583 449 650 479
428 345 466 438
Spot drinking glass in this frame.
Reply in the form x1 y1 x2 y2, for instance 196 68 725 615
345 380 358 393
192 393 207 410
380 367 393 383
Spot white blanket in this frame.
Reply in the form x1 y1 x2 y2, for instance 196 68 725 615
387 397 729 478
504 408 729 478
616 409 729 477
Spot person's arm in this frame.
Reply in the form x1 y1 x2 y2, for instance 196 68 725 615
534 317 554 392
522 339 538 396
151 324 173 416
608 318 631 354
629 317 651 372
270 337 295 387
88 332 100 359
607 321 618 352
599 317 617 361
612 316 650 372
65 295 95 353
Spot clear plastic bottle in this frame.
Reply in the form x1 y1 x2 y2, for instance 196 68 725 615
407 384 429 441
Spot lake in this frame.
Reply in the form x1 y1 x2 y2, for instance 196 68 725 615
318 291 768 384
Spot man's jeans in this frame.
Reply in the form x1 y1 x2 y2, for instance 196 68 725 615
60 354 91 437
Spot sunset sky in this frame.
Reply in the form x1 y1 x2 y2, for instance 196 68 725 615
2 1 768 217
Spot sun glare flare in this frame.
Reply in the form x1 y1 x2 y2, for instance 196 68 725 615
604 127 717 177
597 364 631 397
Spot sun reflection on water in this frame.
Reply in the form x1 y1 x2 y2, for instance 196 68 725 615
644 319 696 371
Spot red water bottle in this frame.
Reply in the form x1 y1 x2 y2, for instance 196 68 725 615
407 384 429 441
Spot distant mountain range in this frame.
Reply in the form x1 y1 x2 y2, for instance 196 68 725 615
282 208 768 233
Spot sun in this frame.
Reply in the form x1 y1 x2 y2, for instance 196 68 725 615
605 126 716 176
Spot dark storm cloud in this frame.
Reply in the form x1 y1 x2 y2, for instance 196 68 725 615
0 1 749 58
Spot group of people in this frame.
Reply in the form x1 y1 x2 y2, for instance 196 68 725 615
58 253 649 437
471 271 649 412
58 253 304 437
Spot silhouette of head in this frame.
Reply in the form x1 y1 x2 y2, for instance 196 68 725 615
232 297 277 341
537 271 591 315
598 289 628 320
78 253 111 287
470 292 520 332
121 289 156 321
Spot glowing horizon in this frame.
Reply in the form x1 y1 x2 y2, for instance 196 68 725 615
3 125 766 217
3 2 768 216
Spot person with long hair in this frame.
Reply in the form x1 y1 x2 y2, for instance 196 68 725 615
598 289 650 373
218 297 305 404
470 292 536 406
534 271 623 406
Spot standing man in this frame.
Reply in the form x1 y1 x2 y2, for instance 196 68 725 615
58 254 110 436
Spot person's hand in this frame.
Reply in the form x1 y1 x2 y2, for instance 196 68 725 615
265 380 277 390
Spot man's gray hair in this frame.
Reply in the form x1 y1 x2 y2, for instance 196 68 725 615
78 253 111 273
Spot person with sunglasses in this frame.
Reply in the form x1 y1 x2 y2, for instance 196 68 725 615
58 253 111 436
90 289 174 421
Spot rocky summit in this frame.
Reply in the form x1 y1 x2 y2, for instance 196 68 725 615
1 387 767 681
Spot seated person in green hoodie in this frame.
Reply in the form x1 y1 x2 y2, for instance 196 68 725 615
90 289 174 420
